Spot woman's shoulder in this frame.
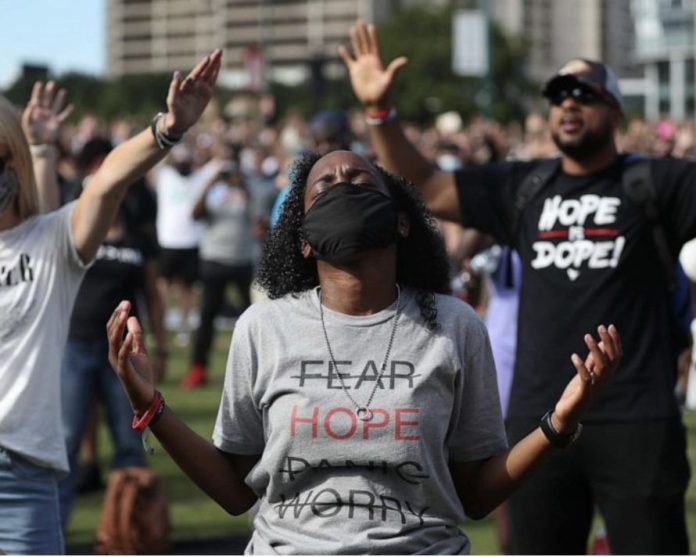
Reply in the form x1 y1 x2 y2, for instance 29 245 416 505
236 290 315 327
430 291 486 332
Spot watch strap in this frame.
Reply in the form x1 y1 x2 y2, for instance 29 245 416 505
540 410 583 448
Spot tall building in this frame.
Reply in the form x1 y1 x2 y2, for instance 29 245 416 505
106 0 401 89
493 0 637 84
632 0 696 120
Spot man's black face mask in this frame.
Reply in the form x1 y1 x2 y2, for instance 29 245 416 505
302 182 398 262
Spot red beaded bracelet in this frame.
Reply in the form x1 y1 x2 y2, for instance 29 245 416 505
131 390 165 431
365 106 397 126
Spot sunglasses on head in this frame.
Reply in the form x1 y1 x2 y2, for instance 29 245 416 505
548 85 602 107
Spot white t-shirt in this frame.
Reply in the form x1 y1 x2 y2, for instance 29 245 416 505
213 287 507 555
0 203 88 472
153 162 217 249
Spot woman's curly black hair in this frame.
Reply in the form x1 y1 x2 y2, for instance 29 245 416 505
256 152 451 329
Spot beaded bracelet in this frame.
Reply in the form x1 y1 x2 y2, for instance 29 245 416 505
365 106 397 126
150 112 184 150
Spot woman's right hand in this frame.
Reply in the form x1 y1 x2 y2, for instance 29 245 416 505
338 20 408 109
21 81 73 146
107 300 156 415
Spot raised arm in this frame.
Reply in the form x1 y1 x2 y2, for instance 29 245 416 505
72 49 222 263
340 20 461 222
107 300 258 515
449 325 622 519
21 81 73 212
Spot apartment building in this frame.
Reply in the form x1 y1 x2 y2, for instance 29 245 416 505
493 0 637 85
106 0 401 89
632 0 696 120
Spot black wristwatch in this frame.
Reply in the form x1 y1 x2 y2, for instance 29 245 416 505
540 410 583 448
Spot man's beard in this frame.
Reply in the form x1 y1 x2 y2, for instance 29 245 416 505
551 120 614 162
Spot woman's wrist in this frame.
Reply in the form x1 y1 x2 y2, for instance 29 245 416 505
151 112 184 150
132 390 165 431
160 112 186 139
28 144 56 158
364 105 397 126
550 411 575 435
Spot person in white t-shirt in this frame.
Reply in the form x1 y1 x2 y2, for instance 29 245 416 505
151 144 219 342
0 49 221 555
106 150 621 555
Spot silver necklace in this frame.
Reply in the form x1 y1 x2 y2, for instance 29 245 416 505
318 284 401 422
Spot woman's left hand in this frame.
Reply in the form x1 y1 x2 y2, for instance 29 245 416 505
163 49 223 137
553 324 622 433
21 81 73 145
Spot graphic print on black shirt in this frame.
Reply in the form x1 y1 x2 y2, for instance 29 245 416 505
455 157 696 423
531 193 624 281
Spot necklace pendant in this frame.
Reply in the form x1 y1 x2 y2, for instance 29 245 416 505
356 407 373 422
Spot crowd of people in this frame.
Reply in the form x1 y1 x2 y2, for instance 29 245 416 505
0 17 694 556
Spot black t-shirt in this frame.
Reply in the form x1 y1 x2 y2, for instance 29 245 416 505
455 155 696 421
69 232 158 339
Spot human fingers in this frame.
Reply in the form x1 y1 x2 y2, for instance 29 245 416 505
385 56 409 81
117 330 135 373
185 50 216 84
351 21 368 56
167 70 183 104
28 81 42 108
608 324 622 359
41 81 56 108
107 302 131 366
366 23 382 56
51 89 66 114
127 316 146 354
199 48 222 84
584 333 606 380
597 324 614 361
57 103 74 124
572 352 592 387
337 44 354 67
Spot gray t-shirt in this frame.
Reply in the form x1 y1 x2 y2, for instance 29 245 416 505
213 287 507 554
200 182 255 265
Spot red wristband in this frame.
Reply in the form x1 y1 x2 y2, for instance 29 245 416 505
364 105 393 119
365 106 397 126
131 391 164 431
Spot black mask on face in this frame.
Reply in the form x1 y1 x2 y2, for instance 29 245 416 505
302 182 399 262
174 162 192 177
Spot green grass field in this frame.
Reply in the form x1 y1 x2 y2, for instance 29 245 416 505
65 329 696 554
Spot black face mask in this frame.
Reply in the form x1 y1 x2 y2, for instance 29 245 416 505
303 182 398 262
174 162 192 177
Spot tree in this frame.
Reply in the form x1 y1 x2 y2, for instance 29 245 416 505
374 4 535 124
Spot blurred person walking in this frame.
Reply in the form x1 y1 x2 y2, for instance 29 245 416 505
0 50 221 554
151 143 218 344
180 159 256 389
341 20 692 554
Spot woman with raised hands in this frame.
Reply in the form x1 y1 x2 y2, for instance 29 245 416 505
0 49 221 554
107 149 621 555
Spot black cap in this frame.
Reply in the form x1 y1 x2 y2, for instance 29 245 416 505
542 58 623 110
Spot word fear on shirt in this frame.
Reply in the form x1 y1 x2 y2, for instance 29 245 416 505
294 359 420 389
